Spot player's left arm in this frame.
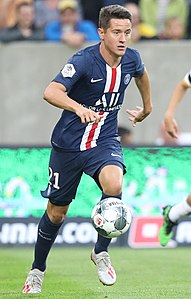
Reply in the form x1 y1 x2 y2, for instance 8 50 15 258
126 69 152 127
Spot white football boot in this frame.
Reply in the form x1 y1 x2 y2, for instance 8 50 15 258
91 249 116 286
22 268 45 294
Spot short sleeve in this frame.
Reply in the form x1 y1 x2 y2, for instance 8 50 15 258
53 51 86 92
132 49 145 77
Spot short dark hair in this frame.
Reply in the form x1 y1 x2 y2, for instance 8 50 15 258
16 2 33 12
99 5 132 30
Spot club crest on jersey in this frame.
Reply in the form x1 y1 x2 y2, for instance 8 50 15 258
124 74 130 85
61 64 76 78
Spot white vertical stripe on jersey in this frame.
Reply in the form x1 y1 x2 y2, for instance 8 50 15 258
104 64 121 93
109 93 116 107
102 94 107 107
104 65 112 93
113 93 120 106
80 113 108 151
90 113 109 148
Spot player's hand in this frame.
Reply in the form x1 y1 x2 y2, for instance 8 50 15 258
164 116 178 138
76 107 103 124
126 106 149 127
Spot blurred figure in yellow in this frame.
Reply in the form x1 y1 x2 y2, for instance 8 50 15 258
124 2 158 42
139 0 188 39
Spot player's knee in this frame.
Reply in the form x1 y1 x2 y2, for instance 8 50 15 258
47 202 69 224
50 212 65 224
99 165 123 196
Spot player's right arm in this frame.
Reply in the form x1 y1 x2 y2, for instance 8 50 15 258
43 81 103 124
164 71 191 138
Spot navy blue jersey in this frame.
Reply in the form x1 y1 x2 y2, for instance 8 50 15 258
51 43 144 152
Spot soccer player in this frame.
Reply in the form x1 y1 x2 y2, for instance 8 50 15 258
22 4 152 294
159 69 191 247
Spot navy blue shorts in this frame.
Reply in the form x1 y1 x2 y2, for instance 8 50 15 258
41 143 126 206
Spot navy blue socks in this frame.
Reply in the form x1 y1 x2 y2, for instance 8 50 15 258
32 211 63 272
101 192 122 201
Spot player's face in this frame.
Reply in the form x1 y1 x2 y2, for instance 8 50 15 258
99 18 132 57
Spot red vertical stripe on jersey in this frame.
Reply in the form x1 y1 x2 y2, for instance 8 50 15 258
86 123 98 149
109 68 117 92
85 112 104 150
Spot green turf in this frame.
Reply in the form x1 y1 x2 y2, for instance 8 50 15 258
0 247 190 299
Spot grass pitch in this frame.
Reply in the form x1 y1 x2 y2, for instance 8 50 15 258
0 247 190 299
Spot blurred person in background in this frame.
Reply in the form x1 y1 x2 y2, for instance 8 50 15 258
159 69 191 247
161 16 185 40
124 2 158 42
45 0 100 47
35 0 59 29
139 0 188 39
0 0 33 29
0 2 44 42
118 126 134 146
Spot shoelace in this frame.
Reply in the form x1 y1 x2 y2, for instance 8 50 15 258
28 273 43 289
96 253 111 270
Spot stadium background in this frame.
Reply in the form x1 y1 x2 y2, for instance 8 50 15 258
1 41 191 248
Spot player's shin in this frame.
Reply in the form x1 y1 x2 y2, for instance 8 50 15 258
32 211 64 271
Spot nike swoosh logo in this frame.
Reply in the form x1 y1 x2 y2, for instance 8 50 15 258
111 153 121 157
91 78 103 83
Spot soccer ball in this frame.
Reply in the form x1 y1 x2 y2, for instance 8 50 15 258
91 197 132 238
